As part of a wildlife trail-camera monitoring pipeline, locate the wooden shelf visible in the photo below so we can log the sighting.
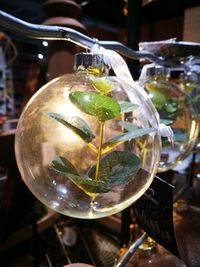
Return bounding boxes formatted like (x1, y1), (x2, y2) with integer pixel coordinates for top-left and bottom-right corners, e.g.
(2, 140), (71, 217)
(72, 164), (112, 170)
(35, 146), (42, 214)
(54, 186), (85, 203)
(0, 209), (61, 253)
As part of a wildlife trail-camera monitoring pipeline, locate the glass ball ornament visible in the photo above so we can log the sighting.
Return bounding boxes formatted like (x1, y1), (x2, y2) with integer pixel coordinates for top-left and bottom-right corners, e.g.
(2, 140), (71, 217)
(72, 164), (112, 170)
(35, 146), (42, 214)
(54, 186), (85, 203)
(15, 53), (161, 219)
(143, 65), (199, 172)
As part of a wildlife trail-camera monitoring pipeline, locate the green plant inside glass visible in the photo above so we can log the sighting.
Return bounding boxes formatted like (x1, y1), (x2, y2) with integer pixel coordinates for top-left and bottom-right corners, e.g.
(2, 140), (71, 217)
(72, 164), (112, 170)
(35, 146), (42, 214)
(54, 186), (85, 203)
(15, 53), (160, 219)
(48, 74), (155, 207)
(143, 66), (198, 172)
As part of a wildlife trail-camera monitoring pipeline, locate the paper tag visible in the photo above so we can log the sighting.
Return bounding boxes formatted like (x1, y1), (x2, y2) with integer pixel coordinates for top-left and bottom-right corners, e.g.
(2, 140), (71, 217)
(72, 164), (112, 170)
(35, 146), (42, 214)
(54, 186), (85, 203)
(133, 176), (180, 258)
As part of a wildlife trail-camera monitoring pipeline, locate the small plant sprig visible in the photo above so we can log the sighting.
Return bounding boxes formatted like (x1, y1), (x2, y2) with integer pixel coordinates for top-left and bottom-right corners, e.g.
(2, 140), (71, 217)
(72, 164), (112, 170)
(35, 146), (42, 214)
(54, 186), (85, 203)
(48, 77), (156, 199)
(146, 82), (187, 145)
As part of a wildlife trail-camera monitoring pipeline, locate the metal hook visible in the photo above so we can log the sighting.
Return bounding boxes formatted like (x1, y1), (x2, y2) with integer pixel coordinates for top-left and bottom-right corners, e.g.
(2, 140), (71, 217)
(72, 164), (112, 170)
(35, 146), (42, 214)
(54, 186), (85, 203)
(93, 37), (100, 48)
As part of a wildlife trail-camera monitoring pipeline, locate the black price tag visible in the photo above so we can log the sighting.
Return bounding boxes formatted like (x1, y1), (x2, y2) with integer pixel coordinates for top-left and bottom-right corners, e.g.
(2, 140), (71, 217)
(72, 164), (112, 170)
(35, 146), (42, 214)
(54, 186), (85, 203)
(133, 176), (180, 258)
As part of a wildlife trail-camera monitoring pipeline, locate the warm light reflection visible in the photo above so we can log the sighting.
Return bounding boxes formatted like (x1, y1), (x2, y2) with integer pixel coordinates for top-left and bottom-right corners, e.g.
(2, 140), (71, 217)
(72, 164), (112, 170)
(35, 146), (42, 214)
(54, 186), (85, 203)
(42, 88), (89, 151)
(189, 120), (199, 140)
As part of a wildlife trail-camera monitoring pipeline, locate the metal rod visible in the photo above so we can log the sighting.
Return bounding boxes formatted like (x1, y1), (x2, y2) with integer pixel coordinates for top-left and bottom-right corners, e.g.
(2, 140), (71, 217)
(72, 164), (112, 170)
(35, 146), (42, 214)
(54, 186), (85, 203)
(115, 232), (148, 267)
(0, 10), (164, 65)
(127, 0), (142, 80)
(54, 224), (72, 264)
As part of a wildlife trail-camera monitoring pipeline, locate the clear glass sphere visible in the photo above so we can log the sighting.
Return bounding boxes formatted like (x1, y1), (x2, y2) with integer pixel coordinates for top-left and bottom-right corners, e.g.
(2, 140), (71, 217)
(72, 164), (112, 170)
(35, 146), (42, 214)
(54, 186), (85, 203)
(144, 76), (199, 172)
(15, 71), (161, 219)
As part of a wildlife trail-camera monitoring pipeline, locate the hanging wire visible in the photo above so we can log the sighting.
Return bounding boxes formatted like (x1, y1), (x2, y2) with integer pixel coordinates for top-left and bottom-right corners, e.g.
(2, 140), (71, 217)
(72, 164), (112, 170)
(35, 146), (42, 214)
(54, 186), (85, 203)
(0, 10), (167, 66)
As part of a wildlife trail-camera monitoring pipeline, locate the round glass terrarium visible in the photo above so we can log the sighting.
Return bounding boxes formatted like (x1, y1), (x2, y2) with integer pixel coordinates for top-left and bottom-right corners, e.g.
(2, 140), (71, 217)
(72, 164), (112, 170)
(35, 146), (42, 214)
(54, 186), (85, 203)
(15, 53), (161, 219)
(142, 65), (199, 172)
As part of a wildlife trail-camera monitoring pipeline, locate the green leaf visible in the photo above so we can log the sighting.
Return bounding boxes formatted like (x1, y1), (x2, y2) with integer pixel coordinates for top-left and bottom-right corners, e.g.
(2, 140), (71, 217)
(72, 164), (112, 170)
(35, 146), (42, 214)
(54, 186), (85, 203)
(52, 156), (111, 195)
(103, 127), (156, 153)
(119, 101), (139, 114)
(52, 156), (79, 175)
(48, 112), (95, 142)
(88, 151), (141, 187)
(62, 173), (111, 194)
(181, 81), (196, 93)
(118, 121), (141, 132)
(192, 94), (200, 103)
(69, 91), (121, 122)
(159, 118), (174, 125)
(91, 77), (114, 95)
(173, 132), (187, 142)
(148, 91), (166, 109)
(165, 102), (178, 113)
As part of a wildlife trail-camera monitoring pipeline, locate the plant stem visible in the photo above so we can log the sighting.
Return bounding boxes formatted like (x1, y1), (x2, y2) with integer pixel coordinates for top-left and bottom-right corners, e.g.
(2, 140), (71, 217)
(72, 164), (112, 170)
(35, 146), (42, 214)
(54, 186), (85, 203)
(136, 139), (151, 167)
(95, 121), (104, 180)
(86, 142), (98, 153)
